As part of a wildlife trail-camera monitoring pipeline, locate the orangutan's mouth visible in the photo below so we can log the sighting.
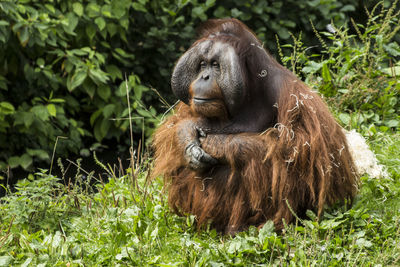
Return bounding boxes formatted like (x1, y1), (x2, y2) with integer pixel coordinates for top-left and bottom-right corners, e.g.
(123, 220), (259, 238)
(193, 97), (217, 104)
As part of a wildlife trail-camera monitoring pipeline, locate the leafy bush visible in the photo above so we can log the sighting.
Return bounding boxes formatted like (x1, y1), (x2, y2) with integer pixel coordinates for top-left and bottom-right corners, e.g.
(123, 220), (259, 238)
(278, 1), (400, 134)
(0, 0), (392, 171)
(0, 0), (161, 171)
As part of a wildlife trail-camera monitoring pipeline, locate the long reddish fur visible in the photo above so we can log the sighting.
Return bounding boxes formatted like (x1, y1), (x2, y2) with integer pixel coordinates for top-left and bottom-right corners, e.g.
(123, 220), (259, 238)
(153, 80), (358, 233)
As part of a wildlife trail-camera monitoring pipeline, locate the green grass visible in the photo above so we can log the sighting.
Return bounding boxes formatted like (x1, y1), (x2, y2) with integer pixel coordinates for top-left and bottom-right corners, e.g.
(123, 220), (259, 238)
(0, 133), (399, 266)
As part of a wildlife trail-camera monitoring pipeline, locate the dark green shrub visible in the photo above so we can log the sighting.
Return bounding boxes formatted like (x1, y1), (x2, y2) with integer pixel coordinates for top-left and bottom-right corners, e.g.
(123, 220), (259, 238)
(0, 0), (162, 170)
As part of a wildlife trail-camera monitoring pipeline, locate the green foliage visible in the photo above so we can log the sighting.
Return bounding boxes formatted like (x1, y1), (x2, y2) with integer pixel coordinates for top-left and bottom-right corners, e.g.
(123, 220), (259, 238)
(0, 0), (379, 170)
(0, 132), (399, 265)
(278, 1), (400, 134)
(0, 0), (162, 170)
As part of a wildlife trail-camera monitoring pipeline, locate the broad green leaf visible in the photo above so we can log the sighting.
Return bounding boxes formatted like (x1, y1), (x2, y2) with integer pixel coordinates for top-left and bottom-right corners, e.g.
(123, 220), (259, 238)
(383, 42), (400, 57)
(27, 149), (49, 160)
(20, 153), (32, 169)
(379, 125), (389, 132)
(134, 84), (148, 100)
(90, 109), (102, 126)
(100, 118), (111, 138)
(355, 238), (373, 248)
(0, 20), (10, 26)
(120, 18), (129, 30)
(321, 63), (332, 82)
(86, 24), (97, 41)
(114, 48), (134, 59)
(83, 80), (96, 98)
(68, 69), (87, 91)
(320, 219), (348, 229)
(105, 65), (122, 82)
(69, 48), (89, 56)
(340, 4), (355, 12)
(94, 52), (106, 64)
(0, 102), (15, 114)
(277, 28), (290, 39)
(102, 104), (115, 118)
(306, 210), (317, 220)
(205, 0), (216, 7)
(94, 120), (102, 141)
(111, 1), (127, 18)
(77, 127), (85, 136)
(106, 23), (118, 37)
(258, 221), (275, 244)
(97, 85), (111, 100)
(386, 120), (399, 128)
(19, 26), (29, 46)
(338, 113), (351, 125)
(192, 7), (206, 20)
(87, 3), (101, 17)
(132, 3), (147, 12)
(36, 58), (45, 67)
(8, 156), (20, 168)
(65, 13), (78, 35)
(101, 5), (112, 18)
(117, 81), (129, 97)
(47, 104), (57, 117)
(89, 69), (109, 84)
(95, 17), (106, 31)
(302, 61), (322, 74)
(231, 8), (243, 18)
(31, 105), (49, 121)
(80, 148), (90, 157)
(137, 108), (151, 118)
(45, 4), (55, 13)
(73, 2), (84, 16)
(22, 112), (35, 127)
(94, 119), (110, 141)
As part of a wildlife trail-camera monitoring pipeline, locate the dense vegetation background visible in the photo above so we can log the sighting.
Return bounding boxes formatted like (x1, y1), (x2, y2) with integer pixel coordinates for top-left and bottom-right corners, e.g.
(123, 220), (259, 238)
(0, 0), (400, 266)
(1, 0), (398, 176)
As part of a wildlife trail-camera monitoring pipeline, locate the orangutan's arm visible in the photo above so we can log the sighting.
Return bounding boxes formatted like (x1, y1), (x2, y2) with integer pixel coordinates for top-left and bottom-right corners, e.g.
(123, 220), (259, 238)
(199, 132), (267, 166)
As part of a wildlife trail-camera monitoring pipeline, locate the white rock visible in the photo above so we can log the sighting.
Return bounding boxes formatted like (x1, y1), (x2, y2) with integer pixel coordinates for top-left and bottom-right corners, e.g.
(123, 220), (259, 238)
(344, 129), (388, 178)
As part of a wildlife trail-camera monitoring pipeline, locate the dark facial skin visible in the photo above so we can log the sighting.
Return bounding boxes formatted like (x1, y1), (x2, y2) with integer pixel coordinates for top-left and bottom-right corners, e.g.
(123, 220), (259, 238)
(172, 40), (243, 121)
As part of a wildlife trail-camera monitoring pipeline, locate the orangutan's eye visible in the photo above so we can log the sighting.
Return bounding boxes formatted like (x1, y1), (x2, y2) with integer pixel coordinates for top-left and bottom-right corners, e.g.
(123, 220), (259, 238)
(212, 61), (219, 69)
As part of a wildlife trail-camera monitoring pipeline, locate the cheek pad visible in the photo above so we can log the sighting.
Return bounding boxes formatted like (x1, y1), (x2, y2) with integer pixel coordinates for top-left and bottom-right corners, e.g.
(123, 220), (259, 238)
(171, 47), (201, 103)
(218, 49), (244, 115)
